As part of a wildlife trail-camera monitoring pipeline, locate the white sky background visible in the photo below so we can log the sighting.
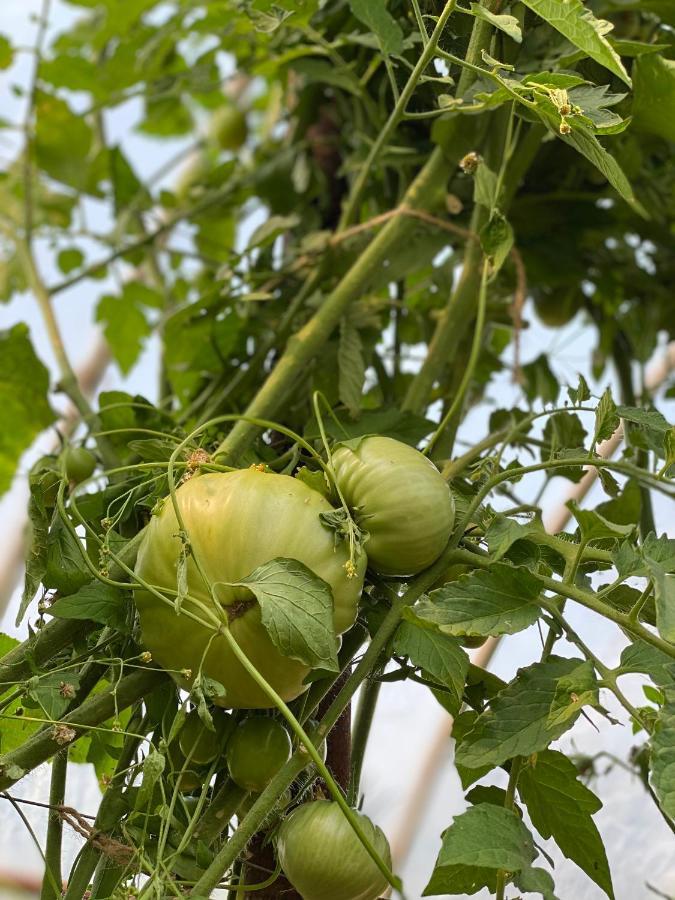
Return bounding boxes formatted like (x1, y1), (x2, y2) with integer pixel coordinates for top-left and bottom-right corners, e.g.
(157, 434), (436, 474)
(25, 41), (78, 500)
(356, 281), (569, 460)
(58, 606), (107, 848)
(0, 3), (674, 898)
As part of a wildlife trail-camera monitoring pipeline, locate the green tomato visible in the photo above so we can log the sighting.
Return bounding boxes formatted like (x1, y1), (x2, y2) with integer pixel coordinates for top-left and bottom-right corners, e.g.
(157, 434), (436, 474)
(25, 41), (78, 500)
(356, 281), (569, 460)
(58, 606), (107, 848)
(61, 446), (97, 483)
(226, 717), (292, 792)
(167, 743), (207, 793)
(211, 106), (248, 151)
(332, 436), (455, 576)
(134, 469), (365, 708)
(277, 800), (391, 900)
(178, 709), (232, 765)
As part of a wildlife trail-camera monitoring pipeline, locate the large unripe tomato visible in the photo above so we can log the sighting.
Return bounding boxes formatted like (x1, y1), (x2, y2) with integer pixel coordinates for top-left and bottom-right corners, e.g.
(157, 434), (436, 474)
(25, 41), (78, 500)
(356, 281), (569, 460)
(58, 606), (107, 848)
(332, 436), (455, 576)
(134, 470), (365, 708)
(226, 717), (292, 792)
(277, 800), (391, 900)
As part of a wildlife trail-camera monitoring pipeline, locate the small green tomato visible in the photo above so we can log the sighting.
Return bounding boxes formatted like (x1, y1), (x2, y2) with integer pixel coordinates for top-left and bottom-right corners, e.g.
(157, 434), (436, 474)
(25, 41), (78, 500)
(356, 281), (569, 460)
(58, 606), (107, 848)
(226, 717), (292, 792)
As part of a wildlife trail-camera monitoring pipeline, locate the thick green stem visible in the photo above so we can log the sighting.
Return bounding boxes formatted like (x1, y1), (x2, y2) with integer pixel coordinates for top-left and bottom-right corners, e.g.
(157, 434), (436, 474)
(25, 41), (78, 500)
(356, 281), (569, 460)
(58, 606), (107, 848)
(348, 677), (381, 806)
(403, 230), (484, 414)
(612, 332), (656, 538)
(0, 668), (165, 791)
(495, 756), (523, 900)
(214, 145), (464, 464)
(40, 750), (67, 900)
(63, 712), (145, 900)
(0, 618), (93, 687)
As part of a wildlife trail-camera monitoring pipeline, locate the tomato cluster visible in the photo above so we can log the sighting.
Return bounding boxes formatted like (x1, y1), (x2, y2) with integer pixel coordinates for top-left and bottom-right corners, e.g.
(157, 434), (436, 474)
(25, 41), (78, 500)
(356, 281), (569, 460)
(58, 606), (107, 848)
(134, 437), (454, 707)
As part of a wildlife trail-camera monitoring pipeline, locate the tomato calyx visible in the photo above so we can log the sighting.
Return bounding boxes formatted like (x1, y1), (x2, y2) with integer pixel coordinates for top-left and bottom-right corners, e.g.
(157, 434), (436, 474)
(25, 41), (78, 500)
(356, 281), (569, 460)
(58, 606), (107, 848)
(224, 598), (257, 623)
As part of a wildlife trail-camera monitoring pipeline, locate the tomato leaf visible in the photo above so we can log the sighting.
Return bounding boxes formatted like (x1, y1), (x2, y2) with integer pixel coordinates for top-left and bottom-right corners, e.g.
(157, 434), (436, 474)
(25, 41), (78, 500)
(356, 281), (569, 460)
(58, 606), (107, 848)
(0, 325), (55, 499)
(234, 558), (340, 671)
(423, 804), (536, 896)
(412, 563), (543, 638)
(618, 640), (675, 688)
(49, 582), (129, 631)
(469, 4), (522, 43)
(518, 749), (614, 899)
(455, 656), (599, 769)
(519, 0), (630, 86)
(43, 515), (92, 597)
(650, 687), (675, 822)
(348, 0), (403, 56)
(338, 319), (365, 417)
(566, 500), (635, 544)
(394, 618), (469, 716)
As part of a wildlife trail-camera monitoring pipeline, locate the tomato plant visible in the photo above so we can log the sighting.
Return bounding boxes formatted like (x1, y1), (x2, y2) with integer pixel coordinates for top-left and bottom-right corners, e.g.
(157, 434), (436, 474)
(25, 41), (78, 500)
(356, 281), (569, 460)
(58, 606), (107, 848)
(0, 1), (673, 899)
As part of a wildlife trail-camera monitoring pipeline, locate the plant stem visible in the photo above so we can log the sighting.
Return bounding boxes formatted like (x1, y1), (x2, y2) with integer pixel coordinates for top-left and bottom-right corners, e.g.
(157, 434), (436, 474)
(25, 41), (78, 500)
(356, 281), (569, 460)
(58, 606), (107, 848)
(0, 668), (165, 792)
(425, 258), (490, 454)
(348, 677), (381, 806)
(214, 141), (474, 464)
(0, 618), (94, 687)
(16, 240), (117, 469)
(338, 0), (459, 229)
(63, 711), (145, 900)
(40, 750), (67, 900)
(612, 332), (656, 538)
(495, 756), (523, 900)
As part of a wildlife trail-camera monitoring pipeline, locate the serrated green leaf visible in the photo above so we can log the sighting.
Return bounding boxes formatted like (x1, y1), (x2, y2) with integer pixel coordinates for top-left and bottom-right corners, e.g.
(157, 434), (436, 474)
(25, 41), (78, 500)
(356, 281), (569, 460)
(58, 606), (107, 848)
(338, 319), (365, 417)
(456, 656), (598, 769)
(28, 671), (81, 720)
(518, 749), (614, 898)
(348, 0), (403, 56)
(0, 325), (55, 499)
(515, 866), (560, 900)
(469, 4), (522, 42)
(43, 516), (92, 599)
(568, 373), (591, 405)
(593, 388), (619, 446)
(519, 0), (630, 86)
(618, 641), (675, 687)
(96, 289), (153, 375)
(566, 500), (634, 544)
(232, 558), (339, 671)
(395, 617), (469, 716)
(49, 582), (129, 631)
(413, 563), (543, 638)
(423, 804), (536, 896)
(650, 687), (675, 821)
